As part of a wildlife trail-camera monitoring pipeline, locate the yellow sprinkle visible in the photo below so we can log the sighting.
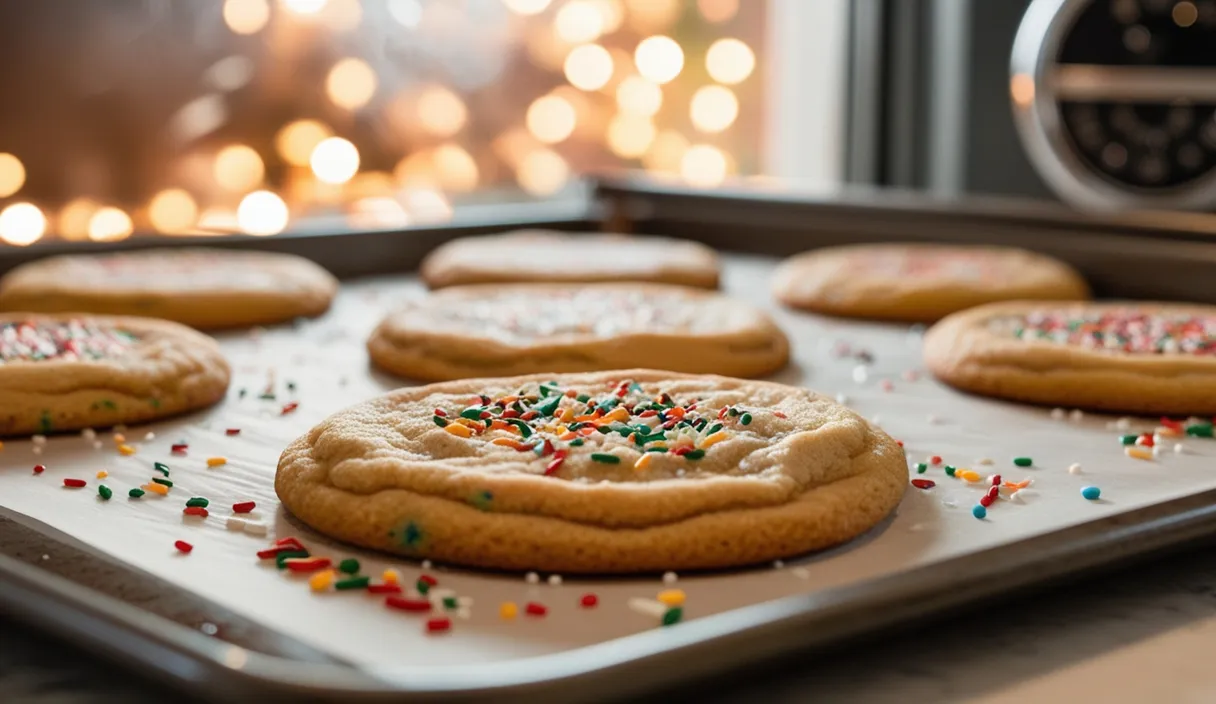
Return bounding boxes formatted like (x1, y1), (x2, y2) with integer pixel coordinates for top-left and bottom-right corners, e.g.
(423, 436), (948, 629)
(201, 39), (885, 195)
(444, 423), (473, 438)
(206, 457), (228, 467)
(117, 444), (137, 456)
(634, 454), (654, 472)
(1155, 426), (1181, 437)
(1125, 446), (1153, 461)
(499, 601), (518, 620)
(142, 482), (169, 496)
(454, 417), (480, 428)
(958, 470), (981, 482)
(309, 569), (336, 592)
(701, 431), (729, 449)
(554, 425), (569, 436)
(112, 433), (126, 443)
(602, 407), (630, 423)
(657, 589), (686, 606)
(382, 569), (400, 585)
(492, 437), (519, 447)
(96, 470), (108, 479)
(559, 407), (575, 423)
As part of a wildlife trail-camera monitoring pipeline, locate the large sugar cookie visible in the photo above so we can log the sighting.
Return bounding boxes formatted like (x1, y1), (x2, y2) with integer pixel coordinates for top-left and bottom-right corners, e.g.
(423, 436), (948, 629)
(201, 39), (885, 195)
(0, 248), (338, 329)
(925, 301), (1216, 414)
(367, 283), (789, 381)
(773, 244), (1089, 322)
(0, 314), (229, 435)
(420, 230), (720, 289)
(276, 370), (906, 573)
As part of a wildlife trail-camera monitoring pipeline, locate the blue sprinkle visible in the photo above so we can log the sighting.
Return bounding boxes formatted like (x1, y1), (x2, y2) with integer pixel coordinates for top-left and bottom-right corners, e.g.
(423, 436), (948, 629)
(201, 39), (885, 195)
(971, 504), (987, 520)
(1081, 486), (1101, 501)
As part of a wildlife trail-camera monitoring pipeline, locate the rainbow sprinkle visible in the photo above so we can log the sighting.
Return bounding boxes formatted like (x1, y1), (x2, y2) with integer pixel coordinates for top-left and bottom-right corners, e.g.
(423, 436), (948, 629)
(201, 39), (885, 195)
(0, 320), (137, 363)
(997, 309), (1216, 355)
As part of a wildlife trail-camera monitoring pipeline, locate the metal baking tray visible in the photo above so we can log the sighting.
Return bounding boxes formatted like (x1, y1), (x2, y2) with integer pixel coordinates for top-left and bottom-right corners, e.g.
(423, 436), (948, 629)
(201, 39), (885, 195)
(4, 176), (1216, 702)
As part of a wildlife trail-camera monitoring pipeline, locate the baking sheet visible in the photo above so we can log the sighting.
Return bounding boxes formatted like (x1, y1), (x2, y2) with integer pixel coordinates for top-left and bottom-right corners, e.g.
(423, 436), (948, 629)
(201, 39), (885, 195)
(2, 253), (1216, 673)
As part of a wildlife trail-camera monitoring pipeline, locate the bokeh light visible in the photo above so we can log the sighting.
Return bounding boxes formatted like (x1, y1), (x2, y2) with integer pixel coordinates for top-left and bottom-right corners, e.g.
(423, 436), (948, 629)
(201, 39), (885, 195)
(526, 94), (577, 144)
(0, 203), (46, 246)
(0, 153), (25, 198)
(58, 198), (98, 241)
(680, 143), (728, 187)
(706, 38), (755, 84)
(564, 44), (614, 91)
(223, 0), (271, 34)
(644, 129), (689, 174)
(402, 187), (454, 223)
(326, 58), (377, 110)
(148, 189), (198, 233)
(625, 0), (681, 32)
(607, 115), (656, 158)
(432, 144), (480, 193)
(501, 0), (551, 15)
(281, 0), (326, 15)
(214, 144), (265, 192)
(238, 190), (290, 235)
(696, 0), (738, 23)
(616, 76), (662, 116)
(690, 85), (738, 133)
(634, 36), (683, 84)
(275, 120), (333, 167)
(351, 197), (410, 229)
(517, 148), (570, 195)
(555, 1), (605, 43)
(416, 86), (468, 137)
(310, 137), (360, 184)
(387, 0), (423, 27)
(87, 207), (134, 242)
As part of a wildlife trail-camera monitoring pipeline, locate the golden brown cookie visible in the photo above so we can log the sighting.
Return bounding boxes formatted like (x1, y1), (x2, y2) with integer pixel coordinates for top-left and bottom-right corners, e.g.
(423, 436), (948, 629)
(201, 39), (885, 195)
(276, 370), (906, 573)
(925, 301), (1216, 414)
(0, 248), (338, 329)
(367, 283), (789, 381)
(0, 314), (230, 435)
(773, 244), (1090, 322)
(420, 230), (720, 289)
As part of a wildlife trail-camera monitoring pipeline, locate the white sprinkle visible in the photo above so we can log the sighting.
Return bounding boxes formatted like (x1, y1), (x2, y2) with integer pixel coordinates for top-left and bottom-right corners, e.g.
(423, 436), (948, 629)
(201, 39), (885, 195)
(792, 567), (810, 579)
(32, 446), (44, 455)
(662, 571), (678, 585)
(456, 607), (472, 620)
(525, 571), (540, 584)
(1010, 490), (1024, 503)
(942, 499), (958, 509)
(243, 521), (268, 537)
(457, 596), (474, 608)
(627, 597), (667, 619)
(548, 574), (563, 586)
(82, 428), (96, 440)
(421, 559), (432, 569)
(31, 434), (46, 446)
(226, 516), (248, 532)
(1115, 417), (1131, 430)
(852, 365), (868, 384)
(1175, 443), (1186, 454)
(41, 554), (49, 561)
(1152, 445), (1162, 458)
(870, 415), (882, 425)
(907, 523), (928, 533)
(1069, 409), (1084, 422)
(772, 560), (785, 569)
(977, 458), (994, 466)
(1050, 408), (1066, 420)
(144, 432), (155, 441)
(200, 622), (219, 636)
(92, 440), (103, 450)
(1068, 463), (1082, 475)
(835, 393), (849, 404)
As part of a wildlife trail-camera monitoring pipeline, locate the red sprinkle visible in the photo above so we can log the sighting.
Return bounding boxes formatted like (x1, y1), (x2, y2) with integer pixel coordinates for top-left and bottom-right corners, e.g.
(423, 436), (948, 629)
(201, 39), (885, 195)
(281, 402), (299, 415)
(232, 501), (256, 514)
(418, 574), (438, 587)
(283, 557), (331, 573)
(63, 478), (86, 488)
(426, 617), (452, 633)
(930, 456), (943, 465)
(1161, 417), (1182, 430)
(183, 506), (209, 518)
(174, 540), (194, 554)
(986, 486), (1000, 499)
(1139, 433), (1155, 447)
(544, 450), (567, 476)
(718, 407), (728, 420)
(671, 446), (691, 456)
(991, 475), (1002, 486)
(773, 411), (787, 419)
(33, 464), (45, 475)
(525, 602), (547, 616)
(979, 495), (994, 507)
(520, 411), (538, 421)
(501, 409), (520, 419)
(896, 440), (904, 447)
(910, 479), (935, 490)
(225, 428), (241, 436)
(580, 593), (599, 608)
(274, 536), (306, 549)
(386, 596), (433, 612)
(367, 583), (403, 594)
(433, 408), (447, 417)
(171, 443), (188, 454)
(638, 410), (658, 418)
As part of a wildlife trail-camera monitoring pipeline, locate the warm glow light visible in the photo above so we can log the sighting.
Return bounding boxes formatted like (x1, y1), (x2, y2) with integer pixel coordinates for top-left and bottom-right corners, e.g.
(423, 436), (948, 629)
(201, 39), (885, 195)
(0, 203), (46, 246)
(516, 148), (569, 196)
(706, 38), (755, 85)
(327, 58), (377, 110)
(393, 152), (438, 188)
(696, 0), (738, 23)
(493, 127), (539, 168)
(644, 129), (689, 174)
(197, 208), (239, 233)
(310, 137), (360, 184)
(590, 0), (624, 33)
(1174, 1), (1198, 26)
(607, 115), (656, 158)
(616, 76), (662, 116)
(433, 144), (480, 192)
(223, 0), (270, 34)
(1010, 73), (1035, 107)
(555, 1), (605, 43)
(238, 190), (289, 235)
(680, 144), (728, 187)
(59, 198), (98, 241)
(0, 153), (25, 198)
(625, 0), (681, 31)
(526, 94), (577, 143)
(634, 36), (683, 85)
(148, 189), (198, 233)
(281, 0), (326, 15)
(417, 86), (468, 137)
(402, 187), (453, 223)
(276, 120), (332, 167)
(351, 197), (410, 229)
(214, 144), (264, 191)
(690, 85), (739, 133)
(322, 0), (362, 31)
(88, 207), (134, 243)
(564, 43), (614, 91)
(387, 0), (422, 27)
(501, 0), (551, 15)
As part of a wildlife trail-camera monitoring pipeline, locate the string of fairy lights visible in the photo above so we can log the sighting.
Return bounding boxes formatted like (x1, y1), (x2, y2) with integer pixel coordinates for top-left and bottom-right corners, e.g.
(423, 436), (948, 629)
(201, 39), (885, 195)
(0, 0), (758, 246)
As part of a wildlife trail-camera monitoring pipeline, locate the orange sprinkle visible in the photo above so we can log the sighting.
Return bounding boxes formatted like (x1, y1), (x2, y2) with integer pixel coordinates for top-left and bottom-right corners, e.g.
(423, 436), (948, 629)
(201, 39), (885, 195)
(96, 470), (108, 479)
(574, 413), (599, 423)
(579, 426), (597, 436)
(382, 569), (400, 585)
(657, 589), (686, 606)
(634, 454), (654, 472)
(559, 407), (575, 423)
(957, 470), (982, 482)
(444, 424), (473, 439)
(112, 433), (126, 443)
(492, 437), (531, 451)
(668, 407), (686, 419)
(601, 407), (630, 423)
(1125, 446), (1153, 461)
(501, 395), (520, 404)
(142, 482), (169, 496)
(1003, 479), (1032, 490)
(206, 457), (227, 467)
(559, 431), (577, 441)
(117, 444), (137, 456)
(489, 419), (509, 432)
(309, 569), (336, 592)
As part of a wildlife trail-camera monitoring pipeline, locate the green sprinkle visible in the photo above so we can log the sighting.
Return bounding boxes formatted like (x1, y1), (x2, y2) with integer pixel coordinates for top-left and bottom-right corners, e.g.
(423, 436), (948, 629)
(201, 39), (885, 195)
(334, 576), (370, 591)
(259, 392), (276, 401)
(1120, 434), (1138, 445)
(275, 550), (310, 568)
(662, 607), (683, 626)
(148, 398), (161, 409)
(460, 407), (485, 421)
(598, 397), (620, 411)
(1013, 457), (1033, 467)
(505, 418), (533, 437)
(238, 388), (247, 399)
(597, 425), (613, 434)
(287, 381), (297, 391)
(98, 485), (113, 501)
(569, 438), (585, 447)
(443, 596), (458, 610)
(152, 477), (173, 487)
(915, 463), (928, 474)
(740, 413), (752, 426)
(416, 580), (430, 595)
(576, 393), (590, 403)
(538, 383), (558, 397)
(185, 497), (209, 508)
(944, 465), (956, 477)
(153, 462), (170, 476)
(683, 449), (706, 460)
(338, 558), (360, 575)
(646, 447), (668, 453)
(617, 426), (633, 437)
(728, 407), (739, 417)
(1186, 423), (1214, 438)
(128, 488), (145, 498)
(433, 416), (448, 427)
(706, 423), (723, 435)
(39, 411), (53, 433)
(590, 453), (621, 464)
(534, 395), (562, 417)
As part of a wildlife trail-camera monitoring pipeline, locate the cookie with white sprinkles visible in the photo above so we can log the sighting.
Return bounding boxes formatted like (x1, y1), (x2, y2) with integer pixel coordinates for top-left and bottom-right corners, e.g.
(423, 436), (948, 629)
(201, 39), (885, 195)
(275, 370), (906, 573)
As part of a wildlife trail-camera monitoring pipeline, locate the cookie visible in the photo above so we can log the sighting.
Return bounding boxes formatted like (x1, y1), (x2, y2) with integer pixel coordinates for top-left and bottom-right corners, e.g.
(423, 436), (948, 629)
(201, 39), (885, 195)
(368, 283), (789, 381)
(276, 370), (906, 573)
(773, 244), (1090, 322)
(0, 248), (338, 329)
(925, 301), (1216, 414)
(0, 314), (230, 435)
(420, 230), (720, 289)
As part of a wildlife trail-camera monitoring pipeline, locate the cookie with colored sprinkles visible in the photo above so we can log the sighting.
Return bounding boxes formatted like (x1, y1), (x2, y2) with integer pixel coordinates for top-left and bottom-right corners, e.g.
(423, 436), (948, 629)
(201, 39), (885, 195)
(367, 283), (789, 381)
(420, 230), (720, 290)
(772, 244), (1089, 322)
(0, 248), (338, 329)
(275, 370), (906, 573)
(925, 301), (1216, 414)
(0, 314), (229, 435)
